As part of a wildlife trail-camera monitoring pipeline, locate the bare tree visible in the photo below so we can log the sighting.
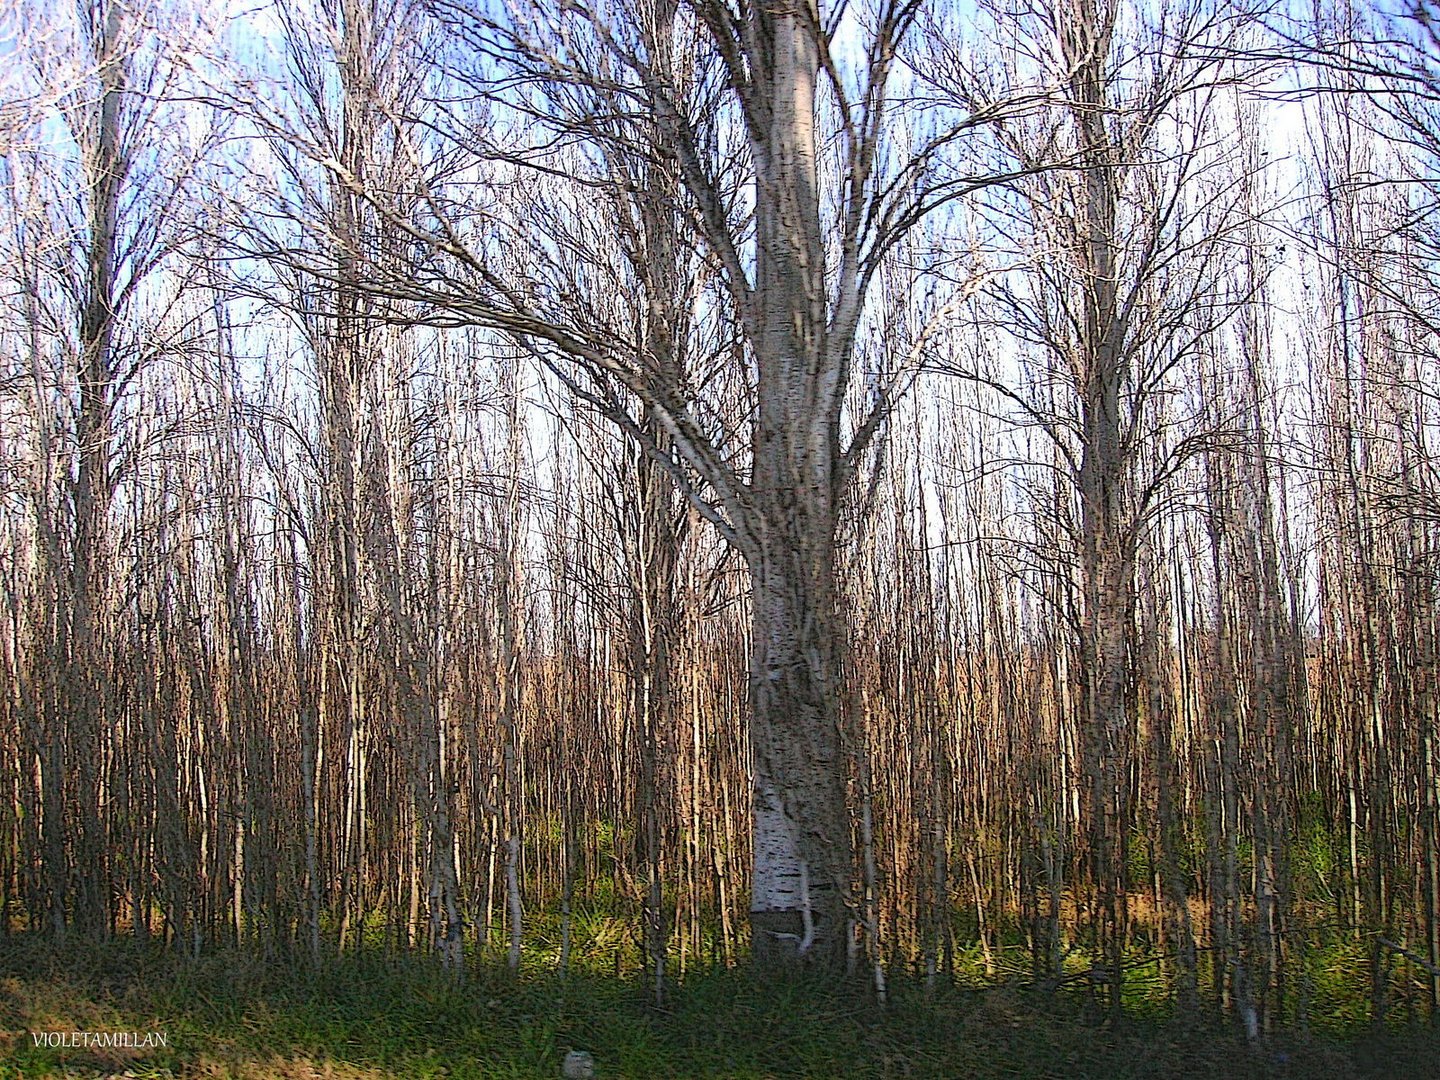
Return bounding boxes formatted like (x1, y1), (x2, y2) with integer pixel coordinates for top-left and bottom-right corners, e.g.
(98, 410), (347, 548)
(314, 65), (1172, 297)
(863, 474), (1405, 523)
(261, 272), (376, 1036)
(0, 0), (222, 941)
(923, 0), (1270, 1012)
(235, 0), (1016, 969)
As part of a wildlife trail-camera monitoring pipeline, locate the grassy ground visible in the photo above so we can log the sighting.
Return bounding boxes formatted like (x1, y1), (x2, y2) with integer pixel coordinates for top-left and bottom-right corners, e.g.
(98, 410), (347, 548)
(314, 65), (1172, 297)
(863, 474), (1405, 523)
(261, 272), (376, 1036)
(1, 937), (1437, 1079)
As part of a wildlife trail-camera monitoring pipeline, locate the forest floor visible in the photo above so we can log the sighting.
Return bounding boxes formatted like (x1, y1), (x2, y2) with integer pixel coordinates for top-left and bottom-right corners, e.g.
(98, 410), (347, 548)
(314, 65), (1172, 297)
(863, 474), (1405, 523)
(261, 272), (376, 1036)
(1, 937), (1438, 1079)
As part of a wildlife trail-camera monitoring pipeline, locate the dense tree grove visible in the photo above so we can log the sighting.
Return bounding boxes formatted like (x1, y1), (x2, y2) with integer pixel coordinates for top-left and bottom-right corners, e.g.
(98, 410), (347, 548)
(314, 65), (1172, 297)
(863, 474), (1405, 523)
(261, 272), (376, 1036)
(3, 0), (1440, 1032)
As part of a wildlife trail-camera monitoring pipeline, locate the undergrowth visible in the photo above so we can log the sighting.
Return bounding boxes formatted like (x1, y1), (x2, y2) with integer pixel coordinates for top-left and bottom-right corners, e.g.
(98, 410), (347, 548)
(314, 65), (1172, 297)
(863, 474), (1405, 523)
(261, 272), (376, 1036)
(0, 934), (1436, 1078)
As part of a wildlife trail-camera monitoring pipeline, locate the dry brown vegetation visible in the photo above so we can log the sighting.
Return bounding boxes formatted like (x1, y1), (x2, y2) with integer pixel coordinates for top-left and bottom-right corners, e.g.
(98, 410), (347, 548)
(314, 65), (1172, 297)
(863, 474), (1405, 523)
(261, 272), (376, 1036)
(1, 0), (1439, 1049)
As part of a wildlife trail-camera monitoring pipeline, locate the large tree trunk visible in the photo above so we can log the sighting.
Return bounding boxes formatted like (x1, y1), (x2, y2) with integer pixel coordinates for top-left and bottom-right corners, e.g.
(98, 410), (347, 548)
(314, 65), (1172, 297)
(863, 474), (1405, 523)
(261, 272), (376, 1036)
(747, 513), (849, 968)
(741, 5), (854, 970)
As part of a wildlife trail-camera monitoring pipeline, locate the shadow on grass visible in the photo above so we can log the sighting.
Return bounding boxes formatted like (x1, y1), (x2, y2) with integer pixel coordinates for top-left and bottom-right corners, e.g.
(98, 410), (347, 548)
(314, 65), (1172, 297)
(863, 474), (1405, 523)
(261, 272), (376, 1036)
(0, 936), (1436, 1078)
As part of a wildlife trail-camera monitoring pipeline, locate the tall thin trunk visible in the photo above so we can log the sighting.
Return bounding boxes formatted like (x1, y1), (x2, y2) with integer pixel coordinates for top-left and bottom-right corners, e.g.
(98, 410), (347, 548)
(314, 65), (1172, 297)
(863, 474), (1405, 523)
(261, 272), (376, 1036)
(68, 0), (129, 941)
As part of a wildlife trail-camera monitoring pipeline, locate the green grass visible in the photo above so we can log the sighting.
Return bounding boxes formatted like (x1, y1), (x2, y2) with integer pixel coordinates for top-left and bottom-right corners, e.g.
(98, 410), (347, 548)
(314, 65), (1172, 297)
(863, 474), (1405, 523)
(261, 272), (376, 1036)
(0, 936), (1437, 1079)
